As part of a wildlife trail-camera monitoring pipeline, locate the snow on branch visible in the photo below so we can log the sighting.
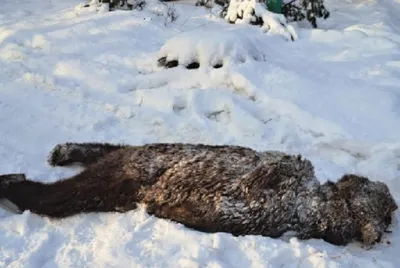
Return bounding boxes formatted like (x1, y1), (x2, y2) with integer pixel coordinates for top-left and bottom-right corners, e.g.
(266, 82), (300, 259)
(222, 0), (298, 41)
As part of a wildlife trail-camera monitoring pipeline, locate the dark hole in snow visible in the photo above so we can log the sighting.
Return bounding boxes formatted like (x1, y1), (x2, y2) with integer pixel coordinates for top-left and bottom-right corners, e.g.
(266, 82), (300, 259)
(186, 62), (200, 69)
(165, 60), (179, 69)
(213, 63), (223, 69)
(158, 57), (167, 67)
(158, 57), (179, 69)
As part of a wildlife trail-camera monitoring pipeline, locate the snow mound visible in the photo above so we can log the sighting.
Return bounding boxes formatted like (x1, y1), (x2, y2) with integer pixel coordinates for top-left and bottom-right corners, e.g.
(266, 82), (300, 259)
(157, 28), (265, 69)
(223, 0), (298, 41)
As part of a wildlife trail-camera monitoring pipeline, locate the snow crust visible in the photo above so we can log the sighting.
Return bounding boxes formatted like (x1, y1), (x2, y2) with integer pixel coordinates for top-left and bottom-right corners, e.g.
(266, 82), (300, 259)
(1, 0), (400, 267)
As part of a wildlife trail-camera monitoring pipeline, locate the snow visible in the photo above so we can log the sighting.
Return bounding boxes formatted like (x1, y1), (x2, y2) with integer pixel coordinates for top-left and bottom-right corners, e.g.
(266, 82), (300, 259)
(0, 0), (400, 267)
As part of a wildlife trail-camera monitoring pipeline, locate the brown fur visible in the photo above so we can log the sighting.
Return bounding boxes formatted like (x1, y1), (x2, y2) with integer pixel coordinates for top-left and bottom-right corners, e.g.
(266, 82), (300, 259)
(0, 142), (397, 246)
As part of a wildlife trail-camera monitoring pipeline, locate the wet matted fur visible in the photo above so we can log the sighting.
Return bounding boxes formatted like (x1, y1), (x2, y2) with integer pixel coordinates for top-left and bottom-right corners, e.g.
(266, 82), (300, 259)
(0, 142), (397, 246)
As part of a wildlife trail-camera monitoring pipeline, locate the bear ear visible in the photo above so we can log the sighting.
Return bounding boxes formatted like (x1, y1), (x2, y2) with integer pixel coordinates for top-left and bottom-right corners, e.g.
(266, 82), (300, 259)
(361, 223), (382, 246)
(336, 174), (370, 199)
(338, 174), (353, 183)
(338, 174), (369, 184)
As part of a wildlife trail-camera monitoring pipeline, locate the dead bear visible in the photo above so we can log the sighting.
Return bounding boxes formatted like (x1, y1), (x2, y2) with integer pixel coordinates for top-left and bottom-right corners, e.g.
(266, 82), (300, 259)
(0, 142), (397, 246)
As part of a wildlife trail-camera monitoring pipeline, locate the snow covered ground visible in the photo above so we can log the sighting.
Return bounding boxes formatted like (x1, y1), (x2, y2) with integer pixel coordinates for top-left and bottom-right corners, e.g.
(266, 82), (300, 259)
(1, 0), (400, 267)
